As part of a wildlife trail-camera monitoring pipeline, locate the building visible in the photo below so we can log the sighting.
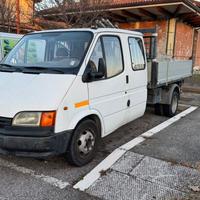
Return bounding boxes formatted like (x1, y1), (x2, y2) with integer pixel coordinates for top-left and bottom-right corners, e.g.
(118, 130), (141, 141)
(15, 0), (42, 33)
(39, 0), (200, 69)
(0, 0), (42, 33)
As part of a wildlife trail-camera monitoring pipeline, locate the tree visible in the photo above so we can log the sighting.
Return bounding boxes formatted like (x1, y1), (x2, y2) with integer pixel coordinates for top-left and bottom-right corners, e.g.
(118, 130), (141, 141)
(37, 0), (109, 28)
(0, 0), (15, 32)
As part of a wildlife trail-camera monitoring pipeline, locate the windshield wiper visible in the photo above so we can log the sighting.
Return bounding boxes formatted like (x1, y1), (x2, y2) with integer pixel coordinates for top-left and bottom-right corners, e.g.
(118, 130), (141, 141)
(0, 63), (14, 68)
(22, 66), (65, 74)
(0, 63), (22, 72)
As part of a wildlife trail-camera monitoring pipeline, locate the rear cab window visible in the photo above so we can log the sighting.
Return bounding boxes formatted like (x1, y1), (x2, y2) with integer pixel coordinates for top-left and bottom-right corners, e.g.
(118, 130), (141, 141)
(128, 37), (146, 71)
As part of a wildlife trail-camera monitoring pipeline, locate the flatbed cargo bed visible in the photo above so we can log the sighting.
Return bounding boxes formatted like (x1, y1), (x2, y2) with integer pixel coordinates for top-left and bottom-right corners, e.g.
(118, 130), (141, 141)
(148, 60), (193, 88)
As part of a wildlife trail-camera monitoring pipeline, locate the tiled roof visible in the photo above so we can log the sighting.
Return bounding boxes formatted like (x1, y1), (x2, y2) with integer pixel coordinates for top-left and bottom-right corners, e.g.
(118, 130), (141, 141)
(102, 0), (200, 10)
(34, 0), (42, 3)
(38, 0), (200, 27)
(107, 0), (199, 6)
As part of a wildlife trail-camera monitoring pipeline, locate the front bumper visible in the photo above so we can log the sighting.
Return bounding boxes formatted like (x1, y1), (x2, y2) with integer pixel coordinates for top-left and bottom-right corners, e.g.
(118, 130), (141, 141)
(0, 127), (73, 158)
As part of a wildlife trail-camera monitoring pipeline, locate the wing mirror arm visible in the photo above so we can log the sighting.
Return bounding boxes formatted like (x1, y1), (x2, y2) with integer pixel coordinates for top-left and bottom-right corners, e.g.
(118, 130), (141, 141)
(95, 58), (106, 78)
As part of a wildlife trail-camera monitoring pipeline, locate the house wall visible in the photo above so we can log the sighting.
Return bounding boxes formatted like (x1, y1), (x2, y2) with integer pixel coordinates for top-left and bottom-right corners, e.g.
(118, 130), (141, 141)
(174, 21), (194, 60)
(119, 20), (168, 59)
(20, 0), (34, 23)
(119, 20), (197, 66)
(9, 0), (34, 23)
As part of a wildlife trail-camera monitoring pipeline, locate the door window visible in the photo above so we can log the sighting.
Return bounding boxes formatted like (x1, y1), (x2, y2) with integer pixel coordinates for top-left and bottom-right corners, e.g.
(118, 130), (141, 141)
(89, 39), (104, 73)
(129, 37), (145, 70)
(102, 36), (123, 78)
(88, 36), (124, 79)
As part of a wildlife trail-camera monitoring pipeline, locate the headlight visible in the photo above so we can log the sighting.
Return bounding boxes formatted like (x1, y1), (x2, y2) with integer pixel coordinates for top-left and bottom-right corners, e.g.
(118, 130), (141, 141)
(12, 111), (56, 127)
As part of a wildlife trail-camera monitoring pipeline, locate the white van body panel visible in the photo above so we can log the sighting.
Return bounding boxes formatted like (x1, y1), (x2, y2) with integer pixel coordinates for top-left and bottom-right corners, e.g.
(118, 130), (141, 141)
(56, 75), (89, 133)
(0, 72), (75, 118)
(122, 35), (147, 123)
(88, 73), (127, 136)
(56, 75), (105, 135)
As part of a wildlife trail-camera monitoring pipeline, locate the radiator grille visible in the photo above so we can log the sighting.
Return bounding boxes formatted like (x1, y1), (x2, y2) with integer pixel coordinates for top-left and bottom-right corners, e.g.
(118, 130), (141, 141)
(0, 117), (12, 128)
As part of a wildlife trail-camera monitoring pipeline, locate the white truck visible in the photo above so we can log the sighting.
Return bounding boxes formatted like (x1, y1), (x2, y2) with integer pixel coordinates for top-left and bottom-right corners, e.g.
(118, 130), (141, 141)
(0, 29), (192, 166)
(0, 32), (23, 61)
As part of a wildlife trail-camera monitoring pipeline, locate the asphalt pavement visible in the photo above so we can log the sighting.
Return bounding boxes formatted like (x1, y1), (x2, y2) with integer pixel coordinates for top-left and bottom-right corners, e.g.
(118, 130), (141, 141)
(0, 166), (100, 200)
(85, 108), (200, 200)
(132, 108), (200, 169)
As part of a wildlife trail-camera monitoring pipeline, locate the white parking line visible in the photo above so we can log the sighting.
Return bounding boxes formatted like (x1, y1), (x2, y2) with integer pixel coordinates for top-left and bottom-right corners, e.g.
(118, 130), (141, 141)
(74, 106), (198, 191)
(0, 158), (70, 189)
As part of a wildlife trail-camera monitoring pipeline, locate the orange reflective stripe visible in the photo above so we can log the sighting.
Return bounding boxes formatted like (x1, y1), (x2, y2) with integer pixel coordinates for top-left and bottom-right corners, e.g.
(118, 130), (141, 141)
(75, 100), (89, 108)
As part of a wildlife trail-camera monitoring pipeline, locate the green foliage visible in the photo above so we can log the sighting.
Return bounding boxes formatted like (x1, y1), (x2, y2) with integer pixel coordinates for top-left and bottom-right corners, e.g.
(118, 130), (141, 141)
(3, 38), (18, 57)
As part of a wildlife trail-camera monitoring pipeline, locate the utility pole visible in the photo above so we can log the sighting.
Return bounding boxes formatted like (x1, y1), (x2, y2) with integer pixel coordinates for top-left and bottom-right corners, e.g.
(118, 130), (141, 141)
(16, 0), (20, 34)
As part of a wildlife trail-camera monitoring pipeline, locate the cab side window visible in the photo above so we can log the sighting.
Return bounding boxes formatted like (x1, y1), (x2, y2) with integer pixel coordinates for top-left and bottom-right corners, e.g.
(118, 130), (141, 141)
(102, 36), (123, 78)
(88, 36), (123, 79)
(89, 39), (104, 73)
(129, 37), (145, 70)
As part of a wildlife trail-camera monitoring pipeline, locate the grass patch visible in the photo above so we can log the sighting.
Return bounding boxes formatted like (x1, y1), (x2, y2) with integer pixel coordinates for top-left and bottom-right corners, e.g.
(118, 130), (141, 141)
(192, 74), (200, 83)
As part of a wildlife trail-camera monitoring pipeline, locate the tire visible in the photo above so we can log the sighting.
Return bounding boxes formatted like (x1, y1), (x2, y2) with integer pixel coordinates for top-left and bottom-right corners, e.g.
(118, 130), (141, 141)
(154, 104), (163, 116)
(67, 119), (100, 166)
(163, 91), (179, 117)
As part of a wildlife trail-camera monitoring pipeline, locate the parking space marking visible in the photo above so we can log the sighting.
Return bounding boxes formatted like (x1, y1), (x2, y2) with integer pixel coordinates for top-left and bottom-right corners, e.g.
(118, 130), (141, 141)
(74, 106), (198, 191)
(0, 158), (70, 189)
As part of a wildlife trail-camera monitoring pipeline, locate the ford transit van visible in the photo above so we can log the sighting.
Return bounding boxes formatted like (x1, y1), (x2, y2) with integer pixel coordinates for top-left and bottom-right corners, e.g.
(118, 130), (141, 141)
(0, 29), (191, 166)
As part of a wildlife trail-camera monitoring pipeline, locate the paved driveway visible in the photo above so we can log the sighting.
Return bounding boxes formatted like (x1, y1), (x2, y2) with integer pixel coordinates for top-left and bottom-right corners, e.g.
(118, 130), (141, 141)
(85, 108), (200, 200)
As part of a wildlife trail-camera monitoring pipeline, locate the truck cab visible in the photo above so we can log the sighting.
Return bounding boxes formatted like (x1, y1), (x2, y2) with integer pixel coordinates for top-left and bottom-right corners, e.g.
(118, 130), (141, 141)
(0, 29), (148, 166)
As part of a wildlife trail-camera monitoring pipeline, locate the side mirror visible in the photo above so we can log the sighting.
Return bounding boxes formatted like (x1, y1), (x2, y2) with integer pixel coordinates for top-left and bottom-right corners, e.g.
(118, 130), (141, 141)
(83, 58), (106, 82)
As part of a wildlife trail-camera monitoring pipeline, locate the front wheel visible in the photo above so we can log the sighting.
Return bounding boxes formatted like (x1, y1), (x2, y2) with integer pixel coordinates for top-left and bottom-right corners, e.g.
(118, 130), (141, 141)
(67, 119), (100, 166)
(163, 91), (179, 117)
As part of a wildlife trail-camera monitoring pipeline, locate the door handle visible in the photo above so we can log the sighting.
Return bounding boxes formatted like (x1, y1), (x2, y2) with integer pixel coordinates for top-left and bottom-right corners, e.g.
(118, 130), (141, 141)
(126, 75), (129, 84)
(127, 100), (131, 107)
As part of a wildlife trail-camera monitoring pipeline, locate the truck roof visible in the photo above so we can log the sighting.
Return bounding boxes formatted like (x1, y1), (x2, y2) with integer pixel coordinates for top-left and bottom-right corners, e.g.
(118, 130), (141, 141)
(31, 28), (143, 36)
(0, 32), (23, 39)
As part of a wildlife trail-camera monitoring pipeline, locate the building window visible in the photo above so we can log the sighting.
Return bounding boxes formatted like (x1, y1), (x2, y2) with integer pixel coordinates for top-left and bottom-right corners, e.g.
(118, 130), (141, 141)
(166, 18), (176, 56)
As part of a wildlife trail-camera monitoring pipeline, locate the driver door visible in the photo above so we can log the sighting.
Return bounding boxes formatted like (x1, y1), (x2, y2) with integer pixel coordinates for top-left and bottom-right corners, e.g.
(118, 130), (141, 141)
(87, 35), (127, 137)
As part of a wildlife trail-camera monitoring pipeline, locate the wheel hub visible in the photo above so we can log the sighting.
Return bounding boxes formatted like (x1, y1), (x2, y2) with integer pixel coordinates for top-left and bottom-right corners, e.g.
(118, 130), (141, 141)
(78, 130), (95, 155)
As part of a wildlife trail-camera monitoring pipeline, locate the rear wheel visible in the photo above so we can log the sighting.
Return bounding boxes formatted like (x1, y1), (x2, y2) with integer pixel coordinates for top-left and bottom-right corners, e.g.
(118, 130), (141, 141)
(67, 119), (100, 166)
(163, 91), (179, 117)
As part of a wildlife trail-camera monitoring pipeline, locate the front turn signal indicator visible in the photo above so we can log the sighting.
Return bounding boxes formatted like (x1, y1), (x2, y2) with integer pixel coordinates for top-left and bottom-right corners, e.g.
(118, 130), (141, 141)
(40, 111), (56, 127)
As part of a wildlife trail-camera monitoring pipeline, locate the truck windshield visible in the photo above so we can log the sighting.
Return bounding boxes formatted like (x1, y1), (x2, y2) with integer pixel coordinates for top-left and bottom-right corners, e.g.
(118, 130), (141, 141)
(1, 31), (93, 74)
